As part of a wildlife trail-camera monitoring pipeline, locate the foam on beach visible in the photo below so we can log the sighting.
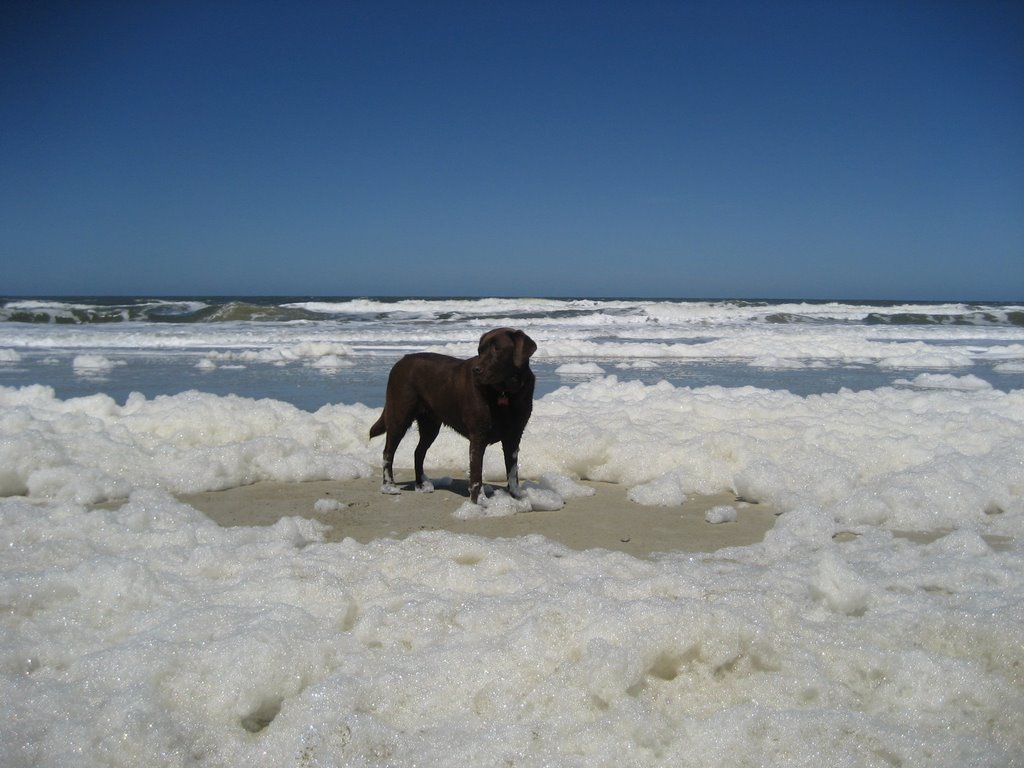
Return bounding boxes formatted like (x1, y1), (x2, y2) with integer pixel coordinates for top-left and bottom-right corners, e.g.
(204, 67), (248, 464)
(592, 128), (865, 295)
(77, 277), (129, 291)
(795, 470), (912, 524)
(2, 376), (1023, 766)
(3, 377), (1020, 533)
(2, 297), (1024, 766)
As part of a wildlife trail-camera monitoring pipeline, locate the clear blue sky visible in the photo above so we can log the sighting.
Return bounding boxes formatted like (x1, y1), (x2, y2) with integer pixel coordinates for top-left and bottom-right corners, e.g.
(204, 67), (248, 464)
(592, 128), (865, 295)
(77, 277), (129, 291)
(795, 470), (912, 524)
(2, 1), (1022, 300)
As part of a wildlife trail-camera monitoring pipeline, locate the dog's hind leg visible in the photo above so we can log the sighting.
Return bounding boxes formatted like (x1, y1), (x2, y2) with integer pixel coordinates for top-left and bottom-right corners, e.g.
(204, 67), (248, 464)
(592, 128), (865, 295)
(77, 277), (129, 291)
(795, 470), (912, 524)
(413, 414), (441, 492)
(381, 416), (413, 495)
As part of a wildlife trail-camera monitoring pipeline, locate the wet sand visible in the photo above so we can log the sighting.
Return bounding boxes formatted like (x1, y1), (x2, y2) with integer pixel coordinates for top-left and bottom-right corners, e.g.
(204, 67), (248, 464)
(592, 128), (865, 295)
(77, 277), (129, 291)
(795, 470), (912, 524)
(178, 471), (778, 558)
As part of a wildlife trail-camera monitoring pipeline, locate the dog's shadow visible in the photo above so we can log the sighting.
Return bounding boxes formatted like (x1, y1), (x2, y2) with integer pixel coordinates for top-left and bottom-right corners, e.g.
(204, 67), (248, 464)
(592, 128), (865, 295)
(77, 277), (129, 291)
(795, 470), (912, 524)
(399, 477), (472, 498)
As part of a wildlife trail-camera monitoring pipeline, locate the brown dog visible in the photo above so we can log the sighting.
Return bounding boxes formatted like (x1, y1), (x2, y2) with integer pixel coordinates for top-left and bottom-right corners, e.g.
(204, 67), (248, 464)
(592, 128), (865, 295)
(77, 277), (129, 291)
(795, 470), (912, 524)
(368, 328), (537, 503)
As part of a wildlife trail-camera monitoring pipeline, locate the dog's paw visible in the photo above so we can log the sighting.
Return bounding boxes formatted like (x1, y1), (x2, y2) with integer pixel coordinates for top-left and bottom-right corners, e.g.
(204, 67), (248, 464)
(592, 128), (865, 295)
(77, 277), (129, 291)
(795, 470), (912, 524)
(381, 482), (402, 495)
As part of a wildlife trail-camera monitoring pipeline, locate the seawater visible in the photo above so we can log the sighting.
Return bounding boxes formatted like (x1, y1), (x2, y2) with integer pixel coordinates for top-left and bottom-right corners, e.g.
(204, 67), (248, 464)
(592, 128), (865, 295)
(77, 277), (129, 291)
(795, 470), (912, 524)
(1, 296), (1023, 408)
(2, 296), (1023, 767)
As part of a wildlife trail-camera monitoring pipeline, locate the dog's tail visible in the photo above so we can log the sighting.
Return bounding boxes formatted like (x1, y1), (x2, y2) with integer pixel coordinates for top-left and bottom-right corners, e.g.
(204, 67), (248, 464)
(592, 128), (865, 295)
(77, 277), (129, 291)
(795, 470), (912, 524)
(368, 411), (386, 439)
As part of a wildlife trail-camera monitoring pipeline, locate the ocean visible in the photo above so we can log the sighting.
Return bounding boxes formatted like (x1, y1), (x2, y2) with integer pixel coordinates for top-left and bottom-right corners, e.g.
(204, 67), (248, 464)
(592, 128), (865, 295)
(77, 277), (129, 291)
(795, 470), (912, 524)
(2, 296), (1023, 408)
(2, 296), (1023, 766)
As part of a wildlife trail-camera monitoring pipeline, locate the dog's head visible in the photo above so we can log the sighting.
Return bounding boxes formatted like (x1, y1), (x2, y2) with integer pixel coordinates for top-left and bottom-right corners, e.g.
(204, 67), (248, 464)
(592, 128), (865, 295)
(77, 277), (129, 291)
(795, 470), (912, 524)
(472, 328), (537, 392)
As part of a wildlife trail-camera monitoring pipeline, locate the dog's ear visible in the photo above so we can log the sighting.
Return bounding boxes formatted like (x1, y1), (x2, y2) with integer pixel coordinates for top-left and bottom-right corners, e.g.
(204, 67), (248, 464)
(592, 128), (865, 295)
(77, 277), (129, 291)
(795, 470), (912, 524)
(478, 328), (536, 366)
(512, 330), (537, 368)
(477, 329), (503, 355)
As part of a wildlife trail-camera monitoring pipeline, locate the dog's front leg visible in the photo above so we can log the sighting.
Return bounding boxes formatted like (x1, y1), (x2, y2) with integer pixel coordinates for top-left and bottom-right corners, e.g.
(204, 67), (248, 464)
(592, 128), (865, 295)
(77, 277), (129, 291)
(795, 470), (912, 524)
(468, 436), (487, 503)
(502, 437), (522, 498)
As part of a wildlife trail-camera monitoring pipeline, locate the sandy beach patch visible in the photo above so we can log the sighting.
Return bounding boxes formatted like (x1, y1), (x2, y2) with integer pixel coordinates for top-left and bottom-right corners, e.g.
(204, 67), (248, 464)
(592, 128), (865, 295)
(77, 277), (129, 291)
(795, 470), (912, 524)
(178, 471), (778, 558)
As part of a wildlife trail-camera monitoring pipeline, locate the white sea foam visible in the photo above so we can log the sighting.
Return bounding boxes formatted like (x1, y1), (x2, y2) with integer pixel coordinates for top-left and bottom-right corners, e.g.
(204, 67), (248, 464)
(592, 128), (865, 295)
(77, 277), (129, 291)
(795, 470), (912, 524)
(448, 475), (580, 519)
(71, 354), (125, 375)
(535, 472), (595, 500)
(995, 360), (1024, 373)
(309, 354), (353, 370)
(615, 359), (660, 369)
(205, 341), (354, 365)
(313, 497), (345, 513)
(627, 470), (689, 506)
(4, 300), (1023, 382)
(2, 378), (1021, 534)
(0, 385), (376, 502)
(2, 299), (1024, 766)
(705, 504), (738, 524)
(554, 361), (607, 375)
(895, 373), (994, 391)
(454, 488), (533, 519)
(2, 482), (1022, 766)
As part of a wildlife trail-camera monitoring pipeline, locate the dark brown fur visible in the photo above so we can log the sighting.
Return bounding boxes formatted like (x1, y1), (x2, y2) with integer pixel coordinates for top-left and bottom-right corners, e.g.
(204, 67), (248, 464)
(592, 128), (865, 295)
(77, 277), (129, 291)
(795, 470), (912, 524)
(369, 328), (536, 503)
